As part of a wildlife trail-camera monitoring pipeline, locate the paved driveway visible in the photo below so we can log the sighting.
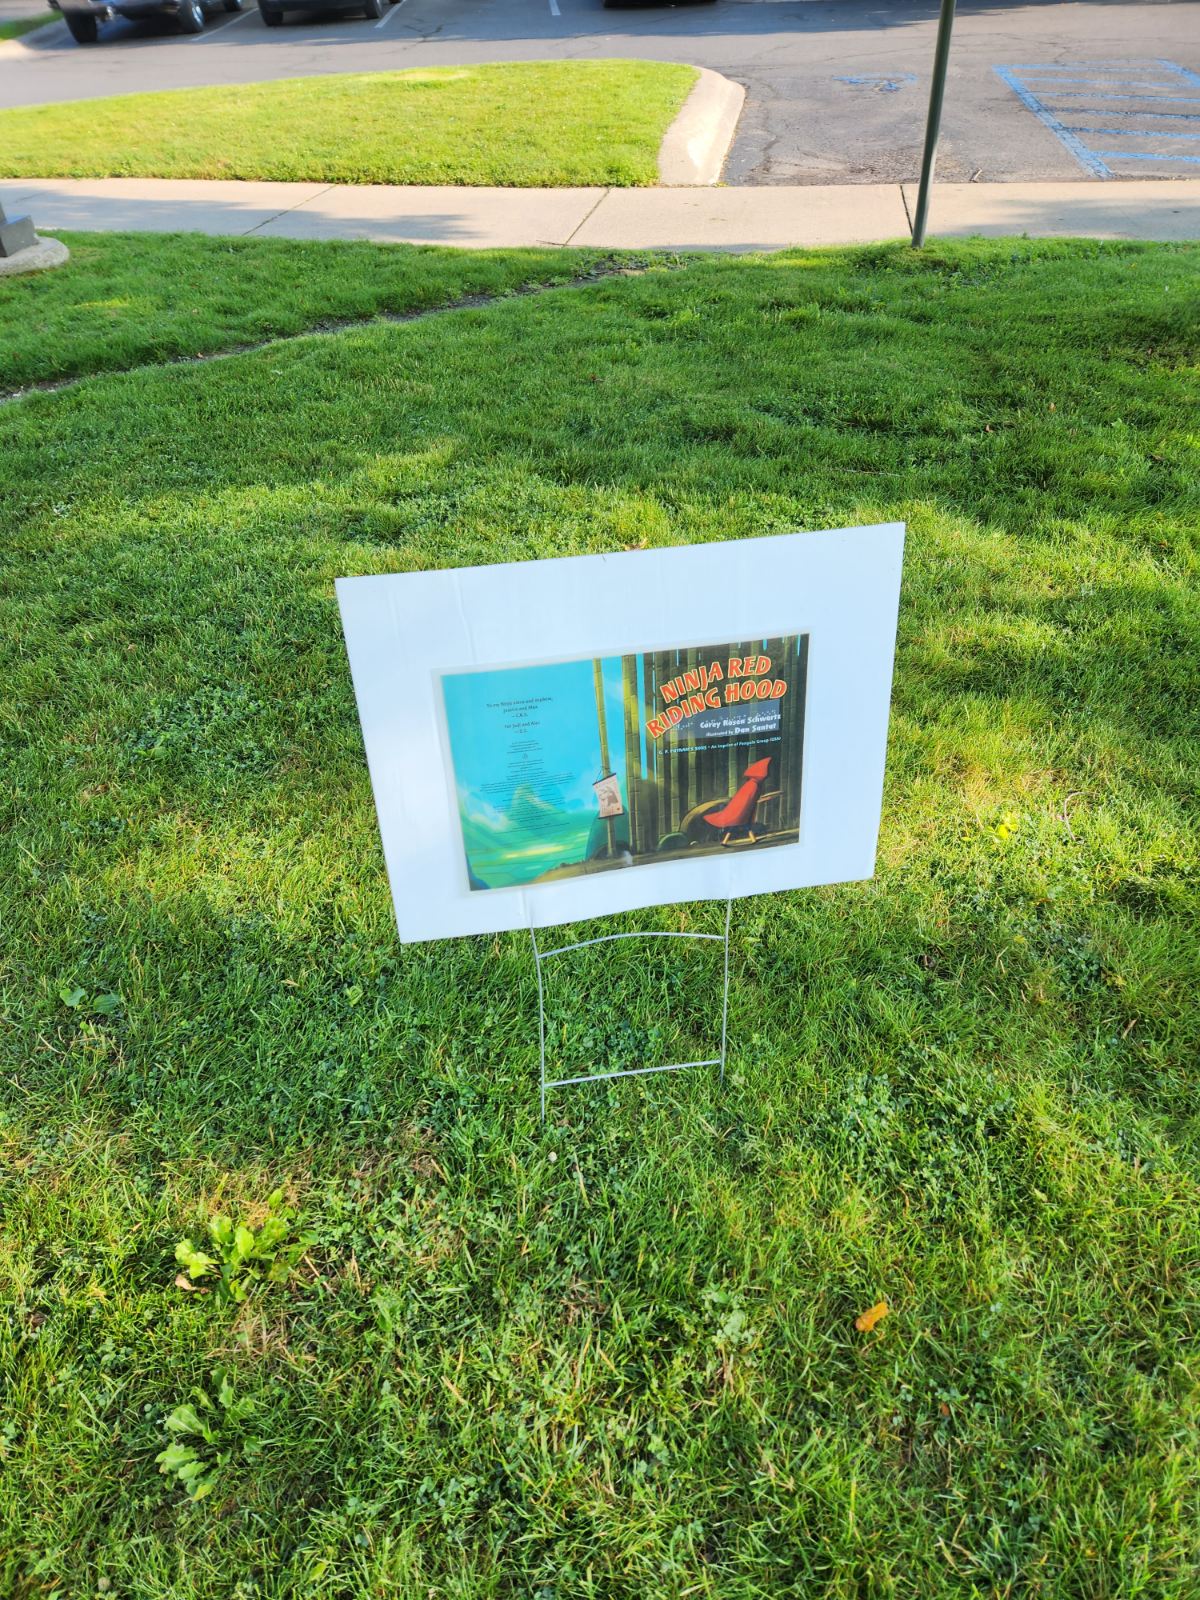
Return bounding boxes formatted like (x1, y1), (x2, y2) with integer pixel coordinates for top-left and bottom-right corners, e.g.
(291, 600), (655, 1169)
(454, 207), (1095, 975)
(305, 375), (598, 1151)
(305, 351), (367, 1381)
(2, 0), (1197, 183)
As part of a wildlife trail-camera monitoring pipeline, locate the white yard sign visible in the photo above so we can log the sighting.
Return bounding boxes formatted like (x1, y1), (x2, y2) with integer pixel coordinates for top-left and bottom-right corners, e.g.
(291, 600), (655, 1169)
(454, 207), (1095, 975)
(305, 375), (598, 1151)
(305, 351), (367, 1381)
(337, 525), (904, 943)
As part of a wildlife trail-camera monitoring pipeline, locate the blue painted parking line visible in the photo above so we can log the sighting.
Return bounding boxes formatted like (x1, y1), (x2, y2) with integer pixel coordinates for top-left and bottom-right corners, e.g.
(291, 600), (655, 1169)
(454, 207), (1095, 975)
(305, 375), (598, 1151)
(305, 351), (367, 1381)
(1005, 62), (1200, 82)
(1066, 109), (1200, 120)
(1072, 129), (1200, 140)
(1015, 78), (1197, 89)
(1092, 151), (1200, 162)
(1037, 93), (1200, 102)
(994, 60), (1200, 177)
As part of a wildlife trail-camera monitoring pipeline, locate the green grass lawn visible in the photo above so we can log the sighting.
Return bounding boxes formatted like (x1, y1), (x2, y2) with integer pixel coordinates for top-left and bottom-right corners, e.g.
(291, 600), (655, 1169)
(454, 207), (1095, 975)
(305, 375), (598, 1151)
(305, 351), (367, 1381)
(0, 231), (648, 392)
(0, 13), (54, 39)
(1, 231), (1198, 1598)
(0, 61), (697, 187)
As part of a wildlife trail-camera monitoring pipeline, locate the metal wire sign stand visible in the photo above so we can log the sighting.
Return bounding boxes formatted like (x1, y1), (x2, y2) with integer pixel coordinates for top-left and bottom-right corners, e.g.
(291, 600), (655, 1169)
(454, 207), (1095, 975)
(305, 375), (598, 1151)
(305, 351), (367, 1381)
(530, 899), (733, 1120)
(335, 528), (905, 1118)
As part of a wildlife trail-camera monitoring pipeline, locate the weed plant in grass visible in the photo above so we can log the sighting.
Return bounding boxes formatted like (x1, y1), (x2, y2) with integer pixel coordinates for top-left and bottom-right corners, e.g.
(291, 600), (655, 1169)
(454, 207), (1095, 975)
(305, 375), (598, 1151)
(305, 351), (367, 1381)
(0, 60), (697, 187)
(1, 233), (1198, 1598)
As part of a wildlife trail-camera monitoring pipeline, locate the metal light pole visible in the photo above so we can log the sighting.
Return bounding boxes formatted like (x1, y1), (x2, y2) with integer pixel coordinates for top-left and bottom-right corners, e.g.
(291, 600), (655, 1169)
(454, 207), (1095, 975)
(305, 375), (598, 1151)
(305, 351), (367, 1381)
(910, 0), (957, 248)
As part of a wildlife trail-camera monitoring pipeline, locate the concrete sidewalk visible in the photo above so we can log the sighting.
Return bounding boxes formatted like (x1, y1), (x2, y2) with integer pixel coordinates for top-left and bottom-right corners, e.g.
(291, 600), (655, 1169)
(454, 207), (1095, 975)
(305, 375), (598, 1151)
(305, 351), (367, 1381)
(2, 176), (1197, 251)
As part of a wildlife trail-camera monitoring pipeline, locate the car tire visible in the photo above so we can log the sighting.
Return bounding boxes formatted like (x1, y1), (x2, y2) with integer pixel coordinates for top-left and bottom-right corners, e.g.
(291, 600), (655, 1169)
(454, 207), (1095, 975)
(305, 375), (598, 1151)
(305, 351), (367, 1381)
(363, 0), (385, 18)
(223, 0), (244, 10)
(177, 0), (204, 28)
(64, 10), (99, 40)
(258, 1), (282, 21)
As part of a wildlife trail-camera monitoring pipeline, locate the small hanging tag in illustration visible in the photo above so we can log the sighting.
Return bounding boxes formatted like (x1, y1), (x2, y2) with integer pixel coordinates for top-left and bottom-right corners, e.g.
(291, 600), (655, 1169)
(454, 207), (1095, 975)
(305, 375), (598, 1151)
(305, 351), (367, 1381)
(593, 774), (624, 818)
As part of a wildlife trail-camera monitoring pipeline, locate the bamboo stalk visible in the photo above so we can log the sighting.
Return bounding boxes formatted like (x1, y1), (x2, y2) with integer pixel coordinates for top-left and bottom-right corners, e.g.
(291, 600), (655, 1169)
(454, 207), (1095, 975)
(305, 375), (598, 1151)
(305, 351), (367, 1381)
(622, 652), (641, 855)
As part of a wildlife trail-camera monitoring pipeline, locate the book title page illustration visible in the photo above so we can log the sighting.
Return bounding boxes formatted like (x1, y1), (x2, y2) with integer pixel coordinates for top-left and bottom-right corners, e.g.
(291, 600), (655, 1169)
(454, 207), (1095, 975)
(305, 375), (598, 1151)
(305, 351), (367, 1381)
(441, 635), (809, 892)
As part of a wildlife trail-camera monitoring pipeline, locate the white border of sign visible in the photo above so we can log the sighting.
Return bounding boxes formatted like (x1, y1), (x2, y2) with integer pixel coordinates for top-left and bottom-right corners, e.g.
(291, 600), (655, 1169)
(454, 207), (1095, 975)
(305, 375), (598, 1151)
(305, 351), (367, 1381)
(337, 525), (904, 943)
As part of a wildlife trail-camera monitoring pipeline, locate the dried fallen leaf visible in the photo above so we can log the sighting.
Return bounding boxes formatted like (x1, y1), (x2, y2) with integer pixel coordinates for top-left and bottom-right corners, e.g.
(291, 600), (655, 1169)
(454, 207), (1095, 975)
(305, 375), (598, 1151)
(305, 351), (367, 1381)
(855, 1300), (889, 1333)
(174, 1273), (207, 1294)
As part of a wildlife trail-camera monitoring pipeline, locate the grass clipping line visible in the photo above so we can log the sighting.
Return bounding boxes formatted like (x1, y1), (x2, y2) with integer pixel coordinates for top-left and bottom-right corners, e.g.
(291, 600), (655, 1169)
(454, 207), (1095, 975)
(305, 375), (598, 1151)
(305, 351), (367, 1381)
(0, 257), (675, 405)
(0, 61), (698, 188)
(0, 232), (663, 393)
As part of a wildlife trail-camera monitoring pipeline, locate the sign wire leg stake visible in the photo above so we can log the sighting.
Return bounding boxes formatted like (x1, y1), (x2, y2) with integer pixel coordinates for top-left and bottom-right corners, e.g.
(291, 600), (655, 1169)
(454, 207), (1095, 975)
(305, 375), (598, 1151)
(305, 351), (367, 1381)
(531, 910), (734, 1120)
(910, 0), (957, 248)
(720, 896), (732, 1084)
(531, 923), (547, 1124)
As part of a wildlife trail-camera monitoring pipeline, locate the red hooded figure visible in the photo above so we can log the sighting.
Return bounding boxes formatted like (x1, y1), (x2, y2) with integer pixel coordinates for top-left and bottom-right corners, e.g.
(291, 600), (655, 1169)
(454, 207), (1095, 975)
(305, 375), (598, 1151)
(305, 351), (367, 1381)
(703, 756), (773, 842)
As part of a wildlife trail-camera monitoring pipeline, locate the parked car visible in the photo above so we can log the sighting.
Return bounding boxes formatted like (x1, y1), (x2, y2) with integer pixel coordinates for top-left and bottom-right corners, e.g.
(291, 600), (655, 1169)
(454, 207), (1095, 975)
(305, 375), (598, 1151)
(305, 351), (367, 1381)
(257, 0), (394, 23)
(51, 0), (241, 41)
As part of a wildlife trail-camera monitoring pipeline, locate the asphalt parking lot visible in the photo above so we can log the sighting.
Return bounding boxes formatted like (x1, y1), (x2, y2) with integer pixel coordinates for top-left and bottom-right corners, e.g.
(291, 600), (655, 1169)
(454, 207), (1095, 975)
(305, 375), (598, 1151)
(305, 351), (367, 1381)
(2, 0), (1197, 184)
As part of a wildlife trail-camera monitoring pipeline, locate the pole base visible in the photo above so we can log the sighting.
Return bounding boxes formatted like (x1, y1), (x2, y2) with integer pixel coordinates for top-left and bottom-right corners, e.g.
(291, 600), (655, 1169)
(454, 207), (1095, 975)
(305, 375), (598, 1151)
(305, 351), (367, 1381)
(0, 235), (70, 276)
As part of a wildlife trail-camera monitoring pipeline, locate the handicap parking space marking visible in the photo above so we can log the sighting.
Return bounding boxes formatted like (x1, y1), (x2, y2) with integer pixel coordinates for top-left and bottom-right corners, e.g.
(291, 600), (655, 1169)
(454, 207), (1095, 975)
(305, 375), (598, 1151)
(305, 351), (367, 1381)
(994, 59), (1200, 177)
(834, 74), (916, 93)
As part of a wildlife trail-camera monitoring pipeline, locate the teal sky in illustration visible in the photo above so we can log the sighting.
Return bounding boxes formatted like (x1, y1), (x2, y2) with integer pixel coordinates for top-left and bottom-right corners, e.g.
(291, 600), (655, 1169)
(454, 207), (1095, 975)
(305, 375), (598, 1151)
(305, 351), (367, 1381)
(442, 655), (626, 889)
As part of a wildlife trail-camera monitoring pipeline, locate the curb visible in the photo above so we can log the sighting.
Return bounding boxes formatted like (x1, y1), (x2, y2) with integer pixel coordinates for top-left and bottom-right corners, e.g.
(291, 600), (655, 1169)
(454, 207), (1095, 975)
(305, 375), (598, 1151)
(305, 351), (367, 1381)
(0, 17), (61, 59)
(658, 67), (745, 188)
